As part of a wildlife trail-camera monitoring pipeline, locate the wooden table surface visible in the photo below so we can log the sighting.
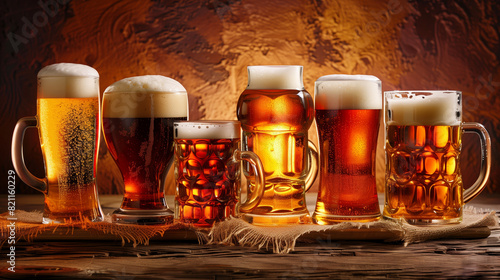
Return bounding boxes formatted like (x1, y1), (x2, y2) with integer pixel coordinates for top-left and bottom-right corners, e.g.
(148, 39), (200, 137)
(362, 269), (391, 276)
(1, 193), (499, 279)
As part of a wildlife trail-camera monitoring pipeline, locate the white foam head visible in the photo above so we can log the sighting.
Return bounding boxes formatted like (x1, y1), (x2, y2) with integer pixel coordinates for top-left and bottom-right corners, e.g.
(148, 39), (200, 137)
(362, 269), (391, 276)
(315, 75), (382, 110)
(174, 121), (240, 139)
(247, 65), (304, 90)
(386, 91), (461, 126)
(103, 75), (188, 118)
(37, 63), (99, 98)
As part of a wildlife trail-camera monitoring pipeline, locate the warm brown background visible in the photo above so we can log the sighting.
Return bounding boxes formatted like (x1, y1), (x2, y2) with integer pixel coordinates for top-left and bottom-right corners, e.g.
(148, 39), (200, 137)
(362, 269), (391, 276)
(1, 0), (498, 196)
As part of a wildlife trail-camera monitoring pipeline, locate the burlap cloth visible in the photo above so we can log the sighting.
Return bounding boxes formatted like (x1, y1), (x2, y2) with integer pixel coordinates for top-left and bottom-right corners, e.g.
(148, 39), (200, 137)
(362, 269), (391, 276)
(1, 207), (498, 254)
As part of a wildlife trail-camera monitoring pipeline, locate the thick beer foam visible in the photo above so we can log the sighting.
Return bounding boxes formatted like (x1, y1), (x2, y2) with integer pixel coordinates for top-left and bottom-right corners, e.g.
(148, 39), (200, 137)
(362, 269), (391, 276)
(37, 63), (99, 98)
(103, 75), (188, 118)
(315, 75), (382, 110)
(386, 91), (460, 126)
(174, 121), (240, 139)
(247, 65), (303, 90)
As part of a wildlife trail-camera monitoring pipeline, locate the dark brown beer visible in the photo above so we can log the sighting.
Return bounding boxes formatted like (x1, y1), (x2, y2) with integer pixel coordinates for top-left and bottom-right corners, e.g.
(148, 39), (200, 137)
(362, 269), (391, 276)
(384, 125), (462, 221)
(102, 75), (188, 224)
(175, 138), (240, 227)
(103, 117), (185, 210)
(313, 109), (381, 222)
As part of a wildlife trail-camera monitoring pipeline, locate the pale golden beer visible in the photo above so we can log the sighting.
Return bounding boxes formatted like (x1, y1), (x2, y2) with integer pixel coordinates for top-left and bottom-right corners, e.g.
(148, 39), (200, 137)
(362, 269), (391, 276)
(384, 91), (491, 224)
(102, 75), (188, 224)
(237, 65), (318, 225)
(12, 63), (103, 223)
(312, 75), (382, 224)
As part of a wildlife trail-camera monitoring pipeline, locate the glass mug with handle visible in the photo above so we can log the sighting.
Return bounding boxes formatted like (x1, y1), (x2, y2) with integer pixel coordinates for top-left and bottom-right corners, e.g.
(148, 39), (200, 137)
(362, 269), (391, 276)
(312, 75), (382, 224)
(384, 90), (491, 224)
(102, 75), (188, 224)
(174, 121), (265, 227)
(237, 65), (319, 225)
(11, 63), (104, 224)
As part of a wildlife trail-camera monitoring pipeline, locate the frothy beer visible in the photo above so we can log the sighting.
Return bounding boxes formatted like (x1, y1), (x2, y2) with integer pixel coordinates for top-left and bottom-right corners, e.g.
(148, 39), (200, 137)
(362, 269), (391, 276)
(102, 76), (188, 222)
(313, 75), (382, 224)
(174, 121), (241, 227)
(237, 65), (316, 225)
(384, 91), (463, 223)
(36, 63), (102, 223)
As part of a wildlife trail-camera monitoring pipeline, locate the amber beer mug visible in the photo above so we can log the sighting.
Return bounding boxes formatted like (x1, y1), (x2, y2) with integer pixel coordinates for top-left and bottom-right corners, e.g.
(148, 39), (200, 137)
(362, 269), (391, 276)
(237, 65), (318, 225)
(174, 121), (265, 227)
(384, 91), (491, 224)
(312, 75), (382, 224)
(11, 63), (103, 224)
(102, 75), (188, 224)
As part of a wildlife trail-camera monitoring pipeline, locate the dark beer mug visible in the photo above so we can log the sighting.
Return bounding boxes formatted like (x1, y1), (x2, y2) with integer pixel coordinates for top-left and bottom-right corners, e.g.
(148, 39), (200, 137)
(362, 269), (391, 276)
(174, 121), (265, 227)
(312, 75), (382, 224)
(102, 75), (188, 224)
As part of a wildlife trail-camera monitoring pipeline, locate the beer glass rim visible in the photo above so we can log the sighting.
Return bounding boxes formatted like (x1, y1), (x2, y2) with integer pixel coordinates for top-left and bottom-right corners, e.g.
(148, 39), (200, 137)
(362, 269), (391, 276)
(174, 120), (241, 139)
(385, 90), (461, 95)
(315, 74), (380, 82)
(247, 65), (303, 69)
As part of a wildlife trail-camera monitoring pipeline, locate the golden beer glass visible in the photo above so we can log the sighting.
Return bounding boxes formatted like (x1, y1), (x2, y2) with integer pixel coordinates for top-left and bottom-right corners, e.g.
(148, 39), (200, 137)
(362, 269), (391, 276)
(12, 63), (103, 224)
(174, 121), (265, 227)
(384, 91), (491, 224)
(312, 75), (382, 224)
(237, 65), (318, 225)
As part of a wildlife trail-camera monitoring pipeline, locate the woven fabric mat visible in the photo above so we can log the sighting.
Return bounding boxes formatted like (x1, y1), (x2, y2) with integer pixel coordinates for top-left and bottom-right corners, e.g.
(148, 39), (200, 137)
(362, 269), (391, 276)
(1, 207), (498, 254)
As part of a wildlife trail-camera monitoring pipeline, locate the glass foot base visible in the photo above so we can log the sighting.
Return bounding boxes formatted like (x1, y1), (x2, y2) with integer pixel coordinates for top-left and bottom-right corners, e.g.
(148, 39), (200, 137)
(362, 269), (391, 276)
(382, 215), (462, 225)
(241, 212), (311, 226)
(312, 212), (381, 225)
(112, 208), (174, 225)
(42, 212), (103, 224)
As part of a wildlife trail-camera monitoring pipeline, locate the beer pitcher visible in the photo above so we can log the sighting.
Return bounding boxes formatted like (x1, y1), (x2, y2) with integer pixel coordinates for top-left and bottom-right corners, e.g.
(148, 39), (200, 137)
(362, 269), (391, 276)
(384, 90), (491, 224)
(11, 63), (104, 224)
(237, 65), (318, 225)
(174, 121), (265, 227)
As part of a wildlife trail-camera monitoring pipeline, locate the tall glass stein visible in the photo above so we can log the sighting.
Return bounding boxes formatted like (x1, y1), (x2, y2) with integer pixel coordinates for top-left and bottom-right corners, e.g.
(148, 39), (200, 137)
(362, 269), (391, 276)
(312, 75), (382, 224)
(12, 63), (103, 224)
(237, 65), (318, 225)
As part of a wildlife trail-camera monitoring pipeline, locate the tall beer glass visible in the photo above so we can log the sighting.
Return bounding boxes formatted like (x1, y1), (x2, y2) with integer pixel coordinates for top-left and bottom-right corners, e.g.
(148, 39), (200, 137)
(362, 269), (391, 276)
(312, 75), (382, 224)
(102, 75), (188, 224)
(384, 91), (491, 224)
(237, 65), (318, 225)
(12, 63), (103, 224)
(174, 121), (265, 227)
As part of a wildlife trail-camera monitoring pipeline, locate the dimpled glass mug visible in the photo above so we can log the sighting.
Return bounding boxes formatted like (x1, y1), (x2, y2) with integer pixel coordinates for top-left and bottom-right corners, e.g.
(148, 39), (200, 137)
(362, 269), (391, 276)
(384, 90), (491, 225)
(174, 121), (265, 227)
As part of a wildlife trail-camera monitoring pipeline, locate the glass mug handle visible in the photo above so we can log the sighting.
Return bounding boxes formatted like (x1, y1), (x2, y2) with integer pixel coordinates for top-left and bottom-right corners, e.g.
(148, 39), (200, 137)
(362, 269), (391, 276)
(462, 122), (491, 203)
(304, 140), (319, 192)
(234, 149), (265, 213)
(11, 116), (48, 193)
